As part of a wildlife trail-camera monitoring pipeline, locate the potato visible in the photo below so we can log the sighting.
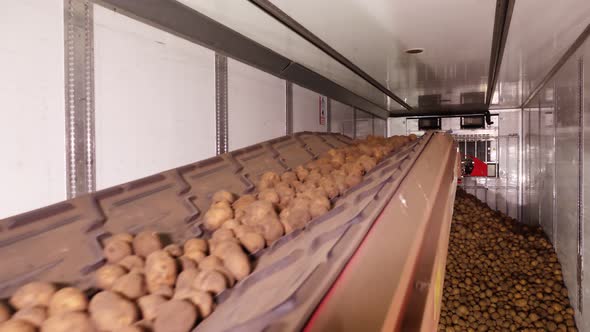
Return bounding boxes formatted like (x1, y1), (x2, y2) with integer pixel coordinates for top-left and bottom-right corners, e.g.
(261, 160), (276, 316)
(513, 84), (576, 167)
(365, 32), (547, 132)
(0, 320), (36, 332)
(115, 326), (143, 332)
(257, 171), (280, 191)
(305, 170), (322, 187)
(89, 291), (138, 331)
(163, 244), (183, 257)
(241, 200), (284, 245)
(183, 239), (208, 254)
(357, 155), (376, 173)
(112, 273), (147, 300)
(233, 224), (256, 239)
(308, 195), (331, 219)
(0, 302), (11, 324)
(10, 281), (56, 310)
(41, 312), (94, 332)
(105, 233), (134, 245)
(150, 286), (173, 299)
(197, 256), (235, 287)
(172, 289), (213, 318)
(232, 194), (256, 220)
(279, 198), (311, 233)
(203, 201), (233, 231)
(295, 165), (309, 181)
(274, 182), (295, 208)
(238, 232), (265, 254)
(118, 255), (145, 272)
(257, 189), (280, 205)
(211, 228), (236, 243)
(48, 287), (87, 316)
(13, 306), (46, 327)
(192, 270), (227, 295)
(104, 239), (133, 263)
(153, 300), (197, 332)
(220, 219), (241, 231)
(177, 256), (197, 271)
(132, 231), (163, 258)
(137, 295), (166, 321)
(145, 251), (177, 293)
(344, 173), (362, 188)
(176, 269), (200, 290)
(319, 177), (339, 199)
(96, 264), (127, 290)
(183, 250), (206, 263)
(219, 249), (251, 281)
(280, 171), (298, 184)
(211, 190), (236, 204)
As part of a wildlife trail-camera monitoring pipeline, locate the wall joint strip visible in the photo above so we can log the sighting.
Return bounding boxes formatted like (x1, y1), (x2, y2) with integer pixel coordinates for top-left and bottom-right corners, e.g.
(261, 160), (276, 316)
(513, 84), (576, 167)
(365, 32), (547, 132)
(577, 56), (584, 313)
(215, 54), (229, 154)
(326, 98), (332, 132)
(64, 0), (96, 198)
(286, 81), (293, 135)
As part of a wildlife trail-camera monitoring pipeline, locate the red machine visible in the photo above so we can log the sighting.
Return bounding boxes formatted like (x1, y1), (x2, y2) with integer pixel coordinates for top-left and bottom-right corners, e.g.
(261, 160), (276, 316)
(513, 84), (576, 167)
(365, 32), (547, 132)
(460, 154), (488, 177)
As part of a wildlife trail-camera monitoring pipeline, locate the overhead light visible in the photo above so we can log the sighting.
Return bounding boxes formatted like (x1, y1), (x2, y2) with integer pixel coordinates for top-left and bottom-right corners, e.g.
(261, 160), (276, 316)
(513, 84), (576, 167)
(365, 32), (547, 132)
(405, 48), (424, 54)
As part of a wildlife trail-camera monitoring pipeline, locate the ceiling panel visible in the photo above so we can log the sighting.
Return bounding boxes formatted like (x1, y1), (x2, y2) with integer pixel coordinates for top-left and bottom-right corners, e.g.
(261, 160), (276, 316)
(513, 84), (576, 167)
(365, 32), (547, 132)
(493, 0), (590, 108)
(268, 0), (496, 112)
(177, 0), (401, 112)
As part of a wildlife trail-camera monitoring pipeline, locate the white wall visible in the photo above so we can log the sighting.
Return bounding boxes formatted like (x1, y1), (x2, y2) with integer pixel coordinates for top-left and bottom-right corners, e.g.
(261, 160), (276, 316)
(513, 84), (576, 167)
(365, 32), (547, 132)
(374, 118), (386, 137)
(330, 100), (354, 137)
(228, 59), (286, 150)
(0, 0), (66, 219)
(292, 84), (326, 133)
(387, 118), (407, 136)
(94, 6), (216, 189)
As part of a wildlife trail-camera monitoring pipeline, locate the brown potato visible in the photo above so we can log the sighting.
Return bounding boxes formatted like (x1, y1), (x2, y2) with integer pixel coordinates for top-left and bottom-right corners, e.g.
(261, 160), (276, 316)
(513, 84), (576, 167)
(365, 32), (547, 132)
(295, 165), (309, 181)
(172, 289), (213, 319)
(154, 300), (197, 332)
(41, 312), (94, 332)
(89, 291), (138, 331)
(183, 250), (206, 263)
(258, 189), (280, 205)
(150, 286), (173, 299)
(10, 281), (56, 310)
(105, 233), (134, 245)
(319, 177), (339, 199)
(145, 251), (177, 293)
(176, 269), (200, 290)
(344, 173), (362, 188)
(104, 239), (133, 263)
(211, 190), (236, 204)
(183, 238), (208, 254)
(163, 244), (183, 257)
(238, 232), (265, 254)
(118, 255), (145, 272)
(274, 182), (295, 208)
(219, 249), (251, 281)
(112, 273), (147, 300)
(192, 270), (227, 295)
(197, 256), (235, 287)
(48, 287), (88, 316)
(0, 320), (36, 332)
(203, 201), (233, 231)
(280, 171), (298, 184)
(13, 306), (46, 327)
(220, 219), (241, 231)
(137, 294), (167, 321)
(232, 194), (256, 220)
(257, 171), (280, 191)
(279, 198), (311, 233)
(115, 326), (144, 332)
(95, 264), (127, 290)
(177, 257), (197, 271)
(132, 231), (163, 258)
(0, 302), (11, 324)
(240, 200), (284, 245)
(211, 228), (236, 243)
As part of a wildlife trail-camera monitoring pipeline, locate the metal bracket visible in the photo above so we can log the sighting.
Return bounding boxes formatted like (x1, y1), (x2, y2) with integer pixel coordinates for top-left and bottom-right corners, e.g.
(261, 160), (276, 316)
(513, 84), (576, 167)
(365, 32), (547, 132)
(215, 54), (229, 154)
(286, 81), (293, 135)
(64, 0), (96, 198)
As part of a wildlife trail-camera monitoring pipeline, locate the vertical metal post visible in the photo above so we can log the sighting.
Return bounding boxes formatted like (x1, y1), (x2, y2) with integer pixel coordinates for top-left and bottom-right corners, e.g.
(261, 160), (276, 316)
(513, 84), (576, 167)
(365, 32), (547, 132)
(286, 81), (293, 135)
(64, 0), (95, 198)
(553, 80), (558, 247)
(352, 107), (357, 139)
(577, 57), (584, 313)
(215, 54), (228, 154)
(326, 98), (332, 132)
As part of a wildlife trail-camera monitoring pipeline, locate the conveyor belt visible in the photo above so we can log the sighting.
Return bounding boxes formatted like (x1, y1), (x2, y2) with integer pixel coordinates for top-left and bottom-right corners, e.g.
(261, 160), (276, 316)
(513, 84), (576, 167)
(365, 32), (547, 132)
(0, 131), (458, 332)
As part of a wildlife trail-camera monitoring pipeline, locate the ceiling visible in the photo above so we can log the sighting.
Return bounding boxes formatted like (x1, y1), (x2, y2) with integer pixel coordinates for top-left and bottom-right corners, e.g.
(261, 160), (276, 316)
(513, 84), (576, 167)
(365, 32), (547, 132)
(179, 0), (589, 116)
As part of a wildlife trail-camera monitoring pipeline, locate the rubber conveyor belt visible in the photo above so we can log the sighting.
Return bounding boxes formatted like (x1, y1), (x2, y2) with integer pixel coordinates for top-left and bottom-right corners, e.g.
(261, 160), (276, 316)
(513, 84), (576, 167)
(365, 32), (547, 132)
(0, 131), (459, 332)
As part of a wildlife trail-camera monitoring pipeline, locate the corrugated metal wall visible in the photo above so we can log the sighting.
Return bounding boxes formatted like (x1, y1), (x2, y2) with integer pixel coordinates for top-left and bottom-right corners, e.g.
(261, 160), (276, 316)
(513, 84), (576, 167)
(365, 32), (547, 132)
(522, 37), (589, 329)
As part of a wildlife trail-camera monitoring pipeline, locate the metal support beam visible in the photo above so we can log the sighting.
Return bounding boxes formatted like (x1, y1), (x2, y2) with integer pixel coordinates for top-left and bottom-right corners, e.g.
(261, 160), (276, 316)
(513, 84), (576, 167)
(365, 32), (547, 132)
(521, 24), (590, 108)
(64, 0), (96, 198)
(577, 56), (584, 314)
(286, 81), (293, 135)
(93, 0), (390, 119)
(215, 54), (229, 154)
(486, 0), (514, 106)
(248, 0), (412, 112)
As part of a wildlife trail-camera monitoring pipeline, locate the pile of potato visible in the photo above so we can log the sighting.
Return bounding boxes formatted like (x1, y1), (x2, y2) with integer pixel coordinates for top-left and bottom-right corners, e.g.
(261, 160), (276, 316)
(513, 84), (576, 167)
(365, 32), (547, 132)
(439, 189), (577, 332)
(0, 134), (417, 332)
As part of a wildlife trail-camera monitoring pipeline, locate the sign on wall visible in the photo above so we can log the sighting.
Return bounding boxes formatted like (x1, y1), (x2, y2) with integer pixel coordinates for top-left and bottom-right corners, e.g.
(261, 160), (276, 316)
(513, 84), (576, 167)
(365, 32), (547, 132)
(319, 96), (327, 125)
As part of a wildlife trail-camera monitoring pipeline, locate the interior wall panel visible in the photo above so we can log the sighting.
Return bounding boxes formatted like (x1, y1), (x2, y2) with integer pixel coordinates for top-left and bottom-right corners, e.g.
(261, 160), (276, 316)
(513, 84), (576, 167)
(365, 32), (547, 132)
(292, 84), (326, 133)
(374, 118), (386, 137)
(355, 109), (373, 139)
(387, 118), (406, 136)
(228, 58), (286, 150)
(0, 0), (66, 219)
(94, 6), (216, 189)
(330, 100), (354, 137)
